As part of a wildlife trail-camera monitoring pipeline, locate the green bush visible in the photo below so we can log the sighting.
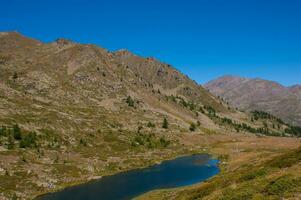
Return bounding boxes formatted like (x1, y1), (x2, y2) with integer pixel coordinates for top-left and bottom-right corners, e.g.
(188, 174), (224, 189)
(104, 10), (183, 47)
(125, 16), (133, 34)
(7, 134), (14, 149)
(13, 124), (22, 140)
(0, 126), (7, 136)
(137, 125), (143, 133)
(126, 96), (134, 107)
(19, 131), (37, 148)
(147, 122), (155, 128)
(240, 168), (267, 181)
(159, 137), (170, 147)
(13, 72), (18, 79)
(79, 138), (87, 146)
(189, 123), (196, 131)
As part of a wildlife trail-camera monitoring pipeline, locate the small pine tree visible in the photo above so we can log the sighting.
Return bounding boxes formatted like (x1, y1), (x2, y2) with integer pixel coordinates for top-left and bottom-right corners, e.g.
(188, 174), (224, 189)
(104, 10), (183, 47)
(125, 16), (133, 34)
(189, 123), (196, 131)
(79, 138), (87, 146)
(162, 118), (168, 129)
(126, 96), (134, 107)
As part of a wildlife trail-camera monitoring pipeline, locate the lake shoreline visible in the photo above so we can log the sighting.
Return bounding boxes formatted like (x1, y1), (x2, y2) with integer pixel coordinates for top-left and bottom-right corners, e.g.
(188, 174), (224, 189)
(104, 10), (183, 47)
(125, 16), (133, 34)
(35, 151), (219, 200)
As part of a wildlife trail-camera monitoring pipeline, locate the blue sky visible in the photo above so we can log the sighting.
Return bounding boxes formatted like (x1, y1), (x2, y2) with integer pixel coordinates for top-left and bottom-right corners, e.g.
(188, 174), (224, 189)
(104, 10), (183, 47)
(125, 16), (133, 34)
(1, 0), (300, 86)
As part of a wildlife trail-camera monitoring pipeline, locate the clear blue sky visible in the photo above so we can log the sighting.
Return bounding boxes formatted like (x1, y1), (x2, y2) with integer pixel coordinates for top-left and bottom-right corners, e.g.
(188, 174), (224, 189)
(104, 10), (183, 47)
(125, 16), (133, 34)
(1, 0), (300, 86)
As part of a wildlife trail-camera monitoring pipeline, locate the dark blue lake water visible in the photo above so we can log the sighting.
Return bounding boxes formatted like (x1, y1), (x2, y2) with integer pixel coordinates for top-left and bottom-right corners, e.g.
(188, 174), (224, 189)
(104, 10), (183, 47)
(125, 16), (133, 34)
(39, 154), (219, 200)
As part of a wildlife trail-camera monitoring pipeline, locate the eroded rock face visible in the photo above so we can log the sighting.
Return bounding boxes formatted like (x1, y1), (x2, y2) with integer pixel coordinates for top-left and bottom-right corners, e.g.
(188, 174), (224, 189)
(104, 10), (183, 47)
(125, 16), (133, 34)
(205, 75), (301, 126)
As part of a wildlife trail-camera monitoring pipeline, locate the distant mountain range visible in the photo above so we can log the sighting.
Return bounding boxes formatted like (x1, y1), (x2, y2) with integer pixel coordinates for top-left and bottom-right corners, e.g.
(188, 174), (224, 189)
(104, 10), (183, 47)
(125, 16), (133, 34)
(205, 75), (301, 126)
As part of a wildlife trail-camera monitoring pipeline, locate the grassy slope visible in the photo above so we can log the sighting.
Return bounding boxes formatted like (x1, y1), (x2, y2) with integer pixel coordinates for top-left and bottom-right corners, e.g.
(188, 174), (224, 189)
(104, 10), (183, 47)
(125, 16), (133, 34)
(137, 138), (301, 200)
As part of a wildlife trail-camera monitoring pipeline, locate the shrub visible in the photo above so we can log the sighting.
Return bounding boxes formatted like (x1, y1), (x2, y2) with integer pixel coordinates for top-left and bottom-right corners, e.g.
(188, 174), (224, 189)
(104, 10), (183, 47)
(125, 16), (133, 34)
(189, 123), (196, 131)
(137, 125), (143, 133)
(7, 134), (14, 149)
(240, 168), (267, 181)
(19, 131), (37, 148)
(13, 124), (22, 140)
(159, 137), (170, 147)
(147, 122), (155, 128)
(13, 72), (18, 79)
(0, 126), (7, 136)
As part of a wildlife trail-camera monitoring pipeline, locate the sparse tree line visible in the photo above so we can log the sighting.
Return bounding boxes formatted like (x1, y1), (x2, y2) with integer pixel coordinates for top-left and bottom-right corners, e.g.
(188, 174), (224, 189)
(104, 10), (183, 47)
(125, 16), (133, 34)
(166, 95), (197, 111)
(251, 110), (284, 124)
(204, 107), (301, 137)
(0, 124), (37, 149)
(131, 133), (170, 149)
(164, 93), (301, 137)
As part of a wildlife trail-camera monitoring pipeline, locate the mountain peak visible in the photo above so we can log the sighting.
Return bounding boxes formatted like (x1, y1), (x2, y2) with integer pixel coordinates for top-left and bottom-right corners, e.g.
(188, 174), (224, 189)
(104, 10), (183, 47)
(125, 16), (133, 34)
(55, 38), (75, 45)
(50, 38), (76, 49)
(114, 49), (136, 57)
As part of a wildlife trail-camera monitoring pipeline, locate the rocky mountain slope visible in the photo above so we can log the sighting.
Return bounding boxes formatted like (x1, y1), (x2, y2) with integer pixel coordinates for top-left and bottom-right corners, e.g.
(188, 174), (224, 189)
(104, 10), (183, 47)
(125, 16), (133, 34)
(289, 85), (301, 99)
(205, 75), (301, 126)
(0, 32), (299, 200)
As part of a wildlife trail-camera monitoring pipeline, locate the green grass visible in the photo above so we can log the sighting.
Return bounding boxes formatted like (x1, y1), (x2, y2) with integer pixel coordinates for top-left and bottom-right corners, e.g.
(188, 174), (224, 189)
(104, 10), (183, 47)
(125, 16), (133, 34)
(166, 147), (301, 200)
(264, 175), (301, 196)
(267, 148), (301, 168)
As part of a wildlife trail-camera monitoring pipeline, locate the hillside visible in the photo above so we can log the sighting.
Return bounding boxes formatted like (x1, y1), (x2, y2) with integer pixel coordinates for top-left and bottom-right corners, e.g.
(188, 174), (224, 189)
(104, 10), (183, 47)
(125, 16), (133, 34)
(138, 142), (301, 200)
(205, 75), (301, 126)
(0, 32), (300, 200)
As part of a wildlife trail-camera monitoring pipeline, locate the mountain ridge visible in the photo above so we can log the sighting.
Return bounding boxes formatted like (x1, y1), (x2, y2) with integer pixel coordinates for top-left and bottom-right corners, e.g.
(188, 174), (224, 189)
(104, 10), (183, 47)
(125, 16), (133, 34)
(205, 75), (301, 126)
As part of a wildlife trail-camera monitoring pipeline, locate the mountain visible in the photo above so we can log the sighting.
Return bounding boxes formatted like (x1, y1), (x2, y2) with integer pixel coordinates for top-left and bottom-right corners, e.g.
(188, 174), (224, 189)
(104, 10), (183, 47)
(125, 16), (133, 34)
(289, 84), (301, 98)
(205, 75), (301, 126)
(0, 32), (228, 135)
(0, 32), (299, 200)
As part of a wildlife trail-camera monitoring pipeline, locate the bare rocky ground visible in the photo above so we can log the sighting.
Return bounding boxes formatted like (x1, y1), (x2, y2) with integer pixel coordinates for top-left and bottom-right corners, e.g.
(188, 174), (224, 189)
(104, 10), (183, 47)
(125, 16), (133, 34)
(0, 32), (300, 200)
